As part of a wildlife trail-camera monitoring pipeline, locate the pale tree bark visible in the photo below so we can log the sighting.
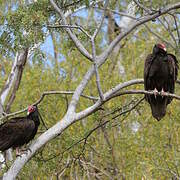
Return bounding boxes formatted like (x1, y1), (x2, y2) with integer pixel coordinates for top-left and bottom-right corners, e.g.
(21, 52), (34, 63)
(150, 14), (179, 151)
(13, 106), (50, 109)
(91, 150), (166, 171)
(0, 49), (28, 111)
(0, 48), (28, 163)
(2, 1), (180, 179)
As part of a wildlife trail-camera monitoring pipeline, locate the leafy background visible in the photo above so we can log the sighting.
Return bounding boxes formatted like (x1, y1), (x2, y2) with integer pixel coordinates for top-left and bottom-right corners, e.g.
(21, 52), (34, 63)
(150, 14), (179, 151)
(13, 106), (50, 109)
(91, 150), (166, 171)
(0, 0), (179, 179)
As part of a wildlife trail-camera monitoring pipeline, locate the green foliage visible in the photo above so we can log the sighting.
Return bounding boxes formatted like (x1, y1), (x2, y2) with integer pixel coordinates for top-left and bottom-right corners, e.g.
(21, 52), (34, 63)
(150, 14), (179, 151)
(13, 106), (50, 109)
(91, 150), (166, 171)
(0, 0), (180, 179)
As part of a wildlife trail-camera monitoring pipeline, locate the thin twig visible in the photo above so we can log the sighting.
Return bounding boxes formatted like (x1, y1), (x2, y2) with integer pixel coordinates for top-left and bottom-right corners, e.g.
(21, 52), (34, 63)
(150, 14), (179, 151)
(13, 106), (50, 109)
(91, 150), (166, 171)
(80, 159), (112, 179)
(113, 90), (180, 100)
(133, 0), (152, 14)
(47, 24), (91, 38)
(162, 16), (177, 47)
(144, 24), (175, 49)
(168, 12), (180, 44)
(90, 0), (109, 101)
(91, 38), (104, 101)
(92, 0), (109, 39)
(112, 97), (144, 119)
(50, 0), (93, 61)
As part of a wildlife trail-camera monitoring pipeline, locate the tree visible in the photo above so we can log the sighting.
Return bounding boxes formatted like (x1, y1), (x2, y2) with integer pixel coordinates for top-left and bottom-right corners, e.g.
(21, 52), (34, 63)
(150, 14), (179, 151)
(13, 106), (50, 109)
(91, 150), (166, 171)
(0, 0), (180, 179)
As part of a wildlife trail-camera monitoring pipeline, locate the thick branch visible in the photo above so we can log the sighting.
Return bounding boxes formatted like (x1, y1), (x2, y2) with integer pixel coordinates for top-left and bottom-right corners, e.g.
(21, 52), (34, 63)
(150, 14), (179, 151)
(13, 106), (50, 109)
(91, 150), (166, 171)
(5, 49), (29, 113)
(0, 49), (28, 111)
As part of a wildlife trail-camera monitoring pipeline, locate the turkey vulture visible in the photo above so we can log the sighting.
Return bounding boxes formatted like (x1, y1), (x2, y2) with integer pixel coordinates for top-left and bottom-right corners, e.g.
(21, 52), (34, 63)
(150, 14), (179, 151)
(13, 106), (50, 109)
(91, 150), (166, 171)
(0, 106), (40, 155)
(144, 43), (178, 121)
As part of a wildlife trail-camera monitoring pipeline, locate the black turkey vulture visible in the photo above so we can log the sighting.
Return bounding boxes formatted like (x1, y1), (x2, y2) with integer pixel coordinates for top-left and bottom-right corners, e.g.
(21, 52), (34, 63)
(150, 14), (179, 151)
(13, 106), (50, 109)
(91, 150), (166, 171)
(0, 106), (40, 155)
(144, 43), (178, 121)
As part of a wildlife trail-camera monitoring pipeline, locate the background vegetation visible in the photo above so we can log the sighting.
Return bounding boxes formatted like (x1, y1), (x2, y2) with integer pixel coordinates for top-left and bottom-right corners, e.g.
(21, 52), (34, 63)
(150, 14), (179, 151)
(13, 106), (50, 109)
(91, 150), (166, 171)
(0, 0), (180, 179)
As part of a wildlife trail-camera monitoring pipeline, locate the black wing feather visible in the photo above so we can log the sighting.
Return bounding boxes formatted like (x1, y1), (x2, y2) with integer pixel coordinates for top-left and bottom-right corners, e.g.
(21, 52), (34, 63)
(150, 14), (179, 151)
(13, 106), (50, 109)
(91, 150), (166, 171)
(0, 118), (35, 151)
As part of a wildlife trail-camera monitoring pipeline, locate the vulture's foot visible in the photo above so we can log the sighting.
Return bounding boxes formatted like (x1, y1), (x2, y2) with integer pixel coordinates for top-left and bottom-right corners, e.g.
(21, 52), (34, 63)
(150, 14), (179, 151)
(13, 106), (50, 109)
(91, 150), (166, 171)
(16, 147), (32, 157)
(16, 147), (20, 157)
(160, 88), (166, 97)
(153, 88), (158, 99)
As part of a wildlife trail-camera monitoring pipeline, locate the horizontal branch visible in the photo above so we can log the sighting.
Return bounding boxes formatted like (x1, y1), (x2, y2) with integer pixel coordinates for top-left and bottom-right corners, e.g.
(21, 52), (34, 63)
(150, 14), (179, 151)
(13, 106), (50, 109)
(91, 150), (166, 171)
(113, 89), (180, 100)
(3, 78), (180, 121)
(75, 79), (180, 120)
(0, 91), (98, 121)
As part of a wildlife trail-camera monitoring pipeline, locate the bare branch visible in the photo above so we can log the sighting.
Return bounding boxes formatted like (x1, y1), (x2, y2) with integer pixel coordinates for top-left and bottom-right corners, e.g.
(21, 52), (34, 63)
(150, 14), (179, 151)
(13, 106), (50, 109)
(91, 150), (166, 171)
(5, 49), (29, 113)
(113, 90), (180, 100)
(133, 0), (152, 14)
(64, 0), (103, 18)
(48, 24), (91, 38)
(162, 16), (177, 47)
(0, 91), (98, 121)
(75, 79), (180, 120)
(98, 2), (180, 62)
(0, 49), (28, 110)
(50, 0), (93, 61)
(90, 0), (109, 101)
(91, 38), (104, 101)
(92, 0), (109, 39)
(2, 77), (180, 122)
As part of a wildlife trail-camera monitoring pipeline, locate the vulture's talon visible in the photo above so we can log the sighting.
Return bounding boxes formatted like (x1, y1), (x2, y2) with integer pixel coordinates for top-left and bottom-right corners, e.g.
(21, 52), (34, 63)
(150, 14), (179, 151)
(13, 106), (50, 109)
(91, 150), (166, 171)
(160, 88), (166, 97)
(153, 88), (158, 99)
